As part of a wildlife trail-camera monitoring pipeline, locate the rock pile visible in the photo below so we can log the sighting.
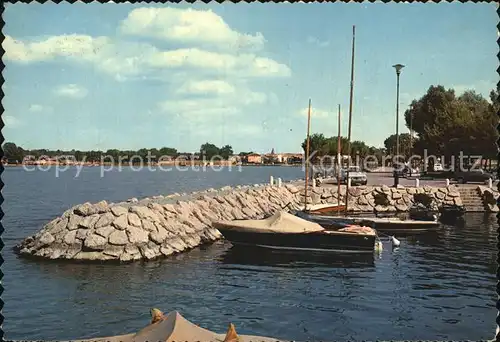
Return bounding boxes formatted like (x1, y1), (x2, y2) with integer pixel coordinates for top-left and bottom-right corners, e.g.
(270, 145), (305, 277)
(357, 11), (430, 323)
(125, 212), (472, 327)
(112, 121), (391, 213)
(297, 184), (463, 213)
(478, 186), (500, 212)
(14, 184), (300, 262)
(15, 182), (491, 263)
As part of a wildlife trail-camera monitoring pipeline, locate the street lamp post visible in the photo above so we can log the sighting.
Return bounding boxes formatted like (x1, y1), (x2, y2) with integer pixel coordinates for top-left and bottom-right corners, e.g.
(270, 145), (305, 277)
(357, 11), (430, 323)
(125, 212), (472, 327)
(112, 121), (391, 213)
(410, 113), (413, 151)
(393, 63), (404, 187)
(409, 111), (413, 168)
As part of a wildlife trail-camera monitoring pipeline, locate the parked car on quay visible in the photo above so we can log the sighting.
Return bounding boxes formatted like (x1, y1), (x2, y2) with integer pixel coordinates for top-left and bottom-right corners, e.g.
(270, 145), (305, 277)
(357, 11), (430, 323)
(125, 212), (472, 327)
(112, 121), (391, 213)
(433, 162), (444, 171)
(453, 169), (497, 184)
(338, 166), (368, 185)
(393, 163), (420, 178)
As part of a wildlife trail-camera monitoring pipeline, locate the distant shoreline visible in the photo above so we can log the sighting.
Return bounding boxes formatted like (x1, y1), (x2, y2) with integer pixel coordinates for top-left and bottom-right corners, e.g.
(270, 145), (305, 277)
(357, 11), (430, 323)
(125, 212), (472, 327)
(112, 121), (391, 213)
(2, 163), (305, 168)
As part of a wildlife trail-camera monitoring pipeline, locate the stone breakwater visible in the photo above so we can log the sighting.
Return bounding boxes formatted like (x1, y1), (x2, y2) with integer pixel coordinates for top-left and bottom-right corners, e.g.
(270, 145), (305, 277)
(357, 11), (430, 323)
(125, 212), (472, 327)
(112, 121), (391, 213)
(14, 182), (498, 262)
(478, 186), (500, 212)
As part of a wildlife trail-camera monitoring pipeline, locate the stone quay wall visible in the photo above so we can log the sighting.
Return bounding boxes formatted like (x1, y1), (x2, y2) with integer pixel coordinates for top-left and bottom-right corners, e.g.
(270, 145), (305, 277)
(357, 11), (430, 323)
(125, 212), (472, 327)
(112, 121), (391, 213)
(14, 182), (498, 263)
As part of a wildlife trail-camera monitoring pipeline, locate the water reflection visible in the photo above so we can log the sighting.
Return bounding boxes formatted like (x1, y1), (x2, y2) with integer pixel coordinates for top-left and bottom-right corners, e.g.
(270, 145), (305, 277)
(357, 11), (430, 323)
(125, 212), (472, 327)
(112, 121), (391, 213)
(219, 245), (376, 269)
(4, 207), (498, 341)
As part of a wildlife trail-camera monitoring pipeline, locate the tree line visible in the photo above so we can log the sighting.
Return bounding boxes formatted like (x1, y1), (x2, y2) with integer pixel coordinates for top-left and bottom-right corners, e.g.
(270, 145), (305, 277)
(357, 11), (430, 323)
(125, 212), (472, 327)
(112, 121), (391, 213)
(301, 84), (498, 169)
(404, 85), (497, 164)
(301, 134), (386, 162)
(2, 142), (239, 163)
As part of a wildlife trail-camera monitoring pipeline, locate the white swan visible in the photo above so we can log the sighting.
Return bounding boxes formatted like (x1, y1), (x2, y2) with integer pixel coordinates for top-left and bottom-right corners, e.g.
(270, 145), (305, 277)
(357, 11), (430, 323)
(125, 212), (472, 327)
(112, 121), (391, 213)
(391, 236), (401, 248)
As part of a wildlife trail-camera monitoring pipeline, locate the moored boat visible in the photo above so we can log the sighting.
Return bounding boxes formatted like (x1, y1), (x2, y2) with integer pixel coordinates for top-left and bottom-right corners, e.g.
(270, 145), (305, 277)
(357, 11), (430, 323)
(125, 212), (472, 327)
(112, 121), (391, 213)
(294, 209), (356, 229)
(304, 203), (347, 215)
(220, 244), (376, 268)
(213, 211), (378, 253)
(409, 203), (438, 221)
(295, 211), (440, 234)
(439, 204), (465, 217)
(355, 216), (440, 233)
(438, 204), (466, 224)
(71, 309), (285, 342)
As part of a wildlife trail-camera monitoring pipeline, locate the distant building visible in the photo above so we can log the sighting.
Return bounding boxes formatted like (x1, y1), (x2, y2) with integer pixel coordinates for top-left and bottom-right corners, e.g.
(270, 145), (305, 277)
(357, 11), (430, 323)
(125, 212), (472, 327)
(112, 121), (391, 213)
(246, 153), (262, 164)
(228, 155), (241, 163)
(157, 156), (174, 165)
(263, 149), (279, 164)
(281, 153), (304, 164)
(176, 153), (192, 161)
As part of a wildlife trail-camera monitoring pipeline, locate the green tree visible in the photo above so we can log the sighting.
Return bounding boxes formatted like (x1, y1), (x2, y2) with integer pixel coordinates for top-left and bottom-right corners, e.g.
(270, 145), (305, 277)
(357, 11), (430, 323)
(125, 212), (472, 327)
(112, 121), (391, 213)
(301, 133), (335, 161)
(74, 150), (84, 161)
(136, 148), (149, 160)
(159, 147), (178, 157)
(302, 134), (374, 163)
(404, 85), (498, 165)
(383, 133), (413, 158)
(368, 147), (386, 166)
(200, 142), (220, 160)
(219, 145), (233, 160)
(87, 150), (102, 162)
(3, 142), (24, 162)
(350, 140), (370, 158)
(105, 149), (120, 162)
(320, 136), (349, 156)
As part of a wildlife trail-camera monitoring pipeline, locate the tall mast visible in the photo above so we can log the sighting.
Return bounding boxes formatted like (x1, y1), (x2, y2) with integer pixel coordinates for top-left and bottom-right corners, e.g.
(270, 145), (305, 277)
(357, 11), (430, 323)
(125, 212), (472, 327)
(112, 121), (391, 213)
(304, 99), (312, 211)
(337, 104), (342, 216)
(344, 25), (356, 216)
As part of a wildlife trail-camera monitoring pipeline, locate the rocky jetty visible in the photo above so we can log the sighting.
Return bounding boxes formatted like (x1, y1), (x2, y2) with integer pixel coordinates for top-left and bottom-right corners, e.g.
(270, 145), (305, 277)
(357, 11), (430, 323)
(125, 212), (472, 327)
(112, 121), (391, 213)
(13, 181), (494, 262)
(478, 186), (500, 212)
(14, 183), (301, 262)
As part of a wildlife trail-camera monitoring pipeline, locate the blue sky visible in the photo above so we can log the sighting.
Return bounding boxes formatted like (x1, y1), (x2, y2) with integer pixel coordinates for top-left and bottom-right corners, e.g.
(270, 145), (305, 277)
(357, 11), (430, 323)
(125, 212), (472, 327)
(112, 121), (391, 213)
(2, 2), (498, 153)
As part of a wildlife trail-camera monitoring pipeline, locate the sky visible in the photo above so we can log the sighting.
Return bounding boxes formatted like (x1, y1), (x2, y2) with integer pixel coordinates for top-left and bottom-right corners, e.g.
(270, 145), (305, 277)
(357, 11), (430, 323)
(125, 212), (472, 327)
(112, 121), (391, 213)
(2, 2), (498, 154)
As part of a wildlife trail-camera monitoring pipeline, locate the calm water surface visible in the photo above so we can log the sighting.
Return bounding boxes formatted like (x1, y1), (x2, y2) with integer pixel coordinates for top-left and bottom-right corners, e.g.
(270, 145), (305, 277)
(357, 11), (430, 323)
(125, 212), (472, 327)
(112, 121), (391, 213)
(2, 166), (497, 341)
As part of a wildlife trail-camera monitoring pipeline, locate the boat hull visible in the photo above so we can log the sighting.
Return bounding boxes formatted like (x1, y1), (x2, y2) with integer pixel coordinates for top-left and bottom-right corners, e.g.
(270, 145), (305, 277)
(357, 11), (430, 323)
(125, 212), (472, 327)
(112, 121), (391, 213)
(409, 207), (437, 222)
(359, 219), (440, 233)
(295, 211), (440, 234)
(216, 226), (376, 254)
(439, 205), (465, 218)
(221, 244), (376, 268)
(294, 210), (355, 229)
(308, 205), (347, 215)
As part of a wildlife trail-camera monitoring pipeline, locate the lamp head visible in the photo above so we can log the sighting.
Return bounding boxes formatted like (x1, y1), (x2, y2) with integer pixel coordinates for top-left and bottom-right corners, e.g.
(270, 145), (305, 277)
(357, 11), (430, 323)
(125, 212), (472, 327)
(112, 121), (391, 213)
(393, 64), (405, 75)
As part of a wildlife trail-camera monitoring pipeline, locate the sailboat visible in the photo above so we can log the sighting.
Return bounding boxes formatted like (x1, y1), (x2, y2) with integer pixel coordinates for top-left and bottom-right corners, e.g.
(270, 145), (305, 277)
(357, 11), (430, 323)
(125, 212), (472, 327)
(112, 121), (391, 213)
(297, 26), (440, 235)
(213, 100), (380, 254)
(305, 103), (346, 215)
(298, 84), (346, 215)
(292, 26), (357, 222)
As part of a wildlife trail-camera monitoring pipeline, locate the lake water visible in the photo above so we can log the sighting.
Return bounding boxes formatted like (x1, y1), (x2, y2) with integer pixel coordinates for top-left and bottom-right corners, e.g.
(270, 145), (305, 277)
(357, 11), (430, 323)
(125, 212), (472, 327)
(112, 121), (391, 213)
(2, 166), (498, 341)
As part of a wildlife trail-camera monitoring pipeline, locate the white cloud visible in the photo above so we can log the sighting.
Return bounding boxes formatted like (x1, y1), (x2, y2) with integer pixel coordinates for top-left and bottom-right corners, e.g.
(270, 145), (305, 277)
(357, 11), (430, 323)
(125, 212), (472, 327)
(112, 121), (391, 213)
(176, 80), (236, 96)
(297, 107), (332, 119)
(120, 7), (265, 51)
(161, 100), (240, 123)
(28, 104), (53, 113)
(399, 92), (419, 106)
(306, 36), (330, 48)
(54, 84), (88, 99)
(4, 35), (291, 80)
(161, 79), (268, 121)
(159, 91), (266, 119)
(3, 34), (110, 63)
(3, 115), (22, 128)
(148, 48), (291, 78)
(450, 81), (497, 99)
(241, 90), (267, 105)
(3, 7), (291, 81)
(236, 124), (264, 136)
(4, 7), (289, 137)
(29, 104), (44, 112)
